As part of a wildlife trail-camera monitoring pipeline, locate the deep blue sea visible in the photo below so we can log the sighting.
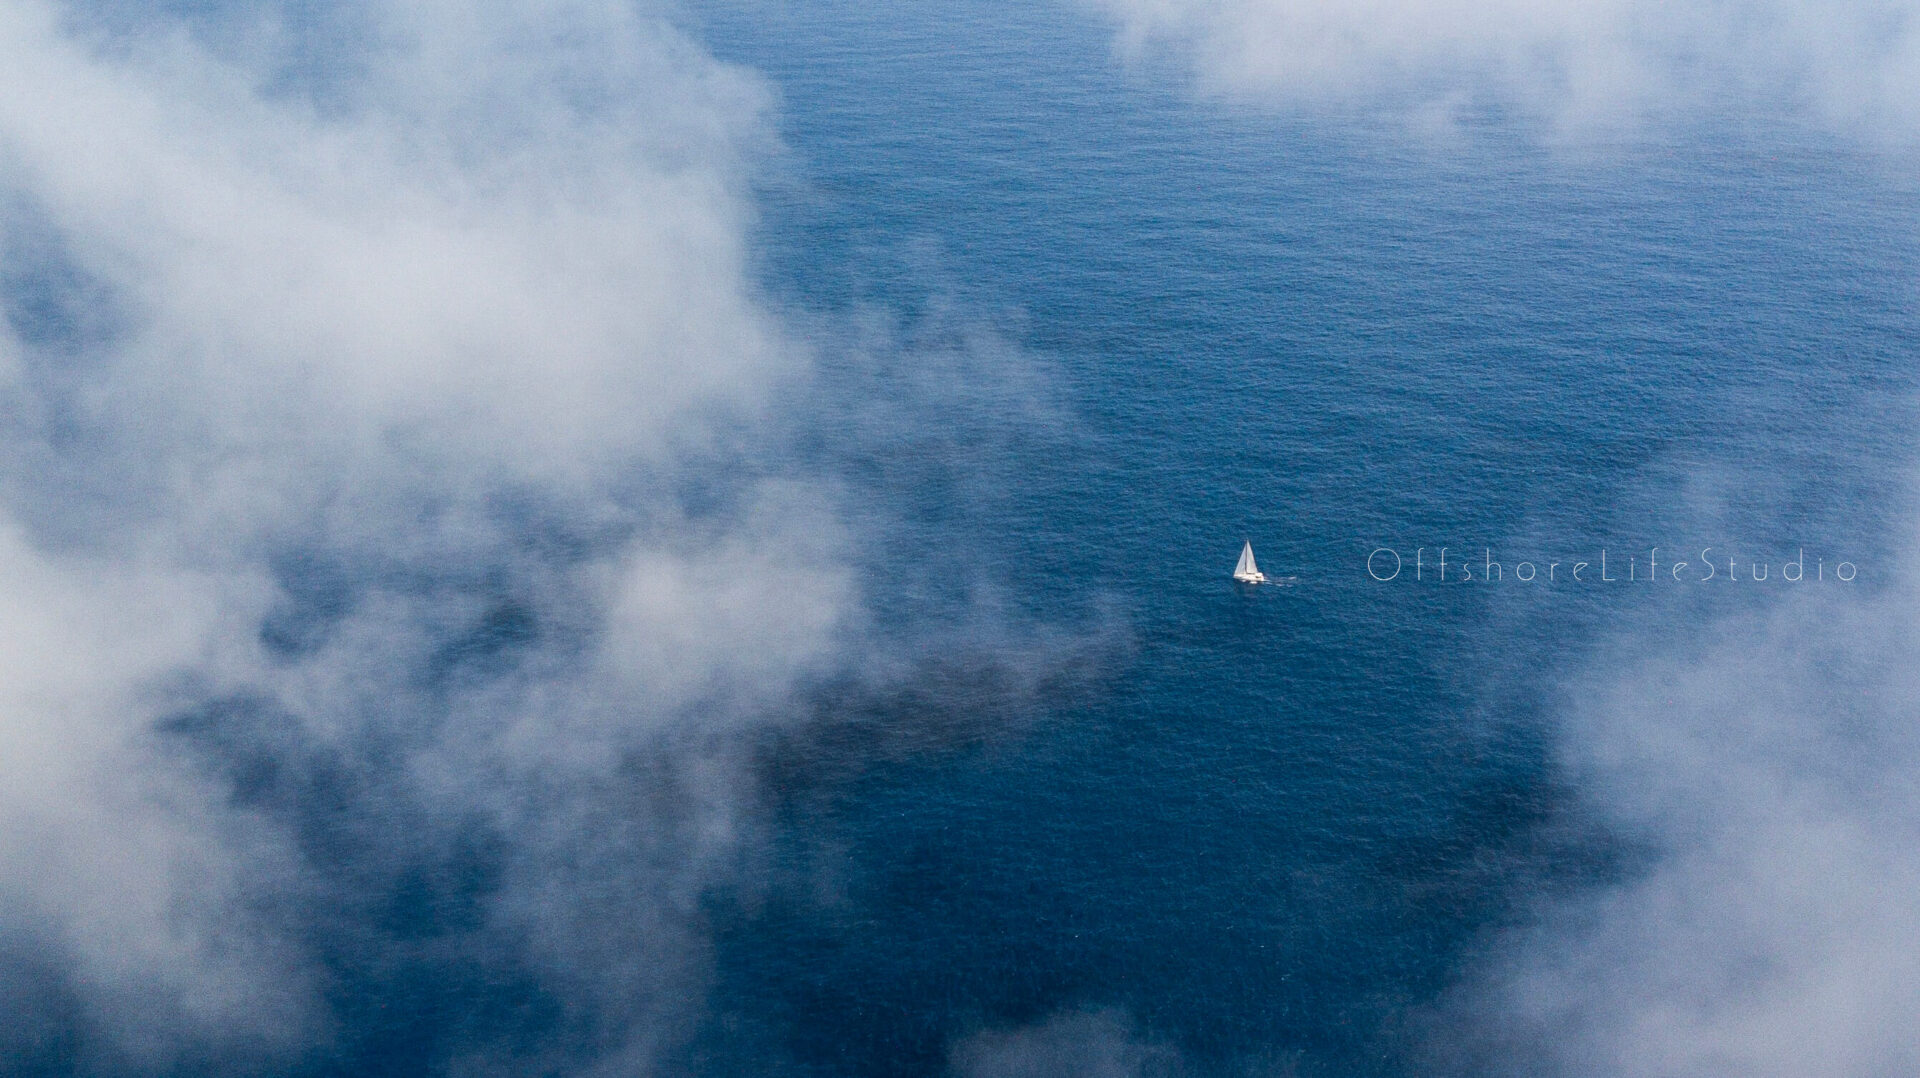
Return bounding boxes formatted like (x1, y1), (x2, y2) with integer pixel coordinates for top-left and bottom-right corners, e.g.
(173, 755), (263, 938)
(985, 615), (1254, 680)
(677, 1), (1920, 1075)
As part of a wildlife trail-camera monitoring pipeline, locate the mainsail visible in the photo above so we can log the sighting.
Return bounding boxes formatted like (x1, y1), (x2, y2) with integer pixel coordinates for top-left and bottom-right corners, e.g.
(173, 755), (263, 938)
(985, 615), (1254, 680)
(1235, 541), (1258, 578)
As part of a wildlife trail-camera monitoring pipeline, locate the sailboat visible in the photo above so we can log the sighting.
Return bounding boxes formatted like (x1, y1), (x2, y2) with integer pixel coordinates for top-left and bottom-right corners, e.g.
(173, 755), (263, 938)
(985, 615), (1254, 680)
(1233, 541), (1267, 584)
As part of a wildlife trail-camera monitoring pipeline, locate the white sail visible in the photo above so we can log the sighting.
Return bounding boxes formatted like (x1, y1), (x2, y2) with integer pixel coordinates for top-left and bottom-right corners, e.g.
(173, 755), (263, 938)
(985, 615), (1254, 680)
(1235, 541), (1258, 579)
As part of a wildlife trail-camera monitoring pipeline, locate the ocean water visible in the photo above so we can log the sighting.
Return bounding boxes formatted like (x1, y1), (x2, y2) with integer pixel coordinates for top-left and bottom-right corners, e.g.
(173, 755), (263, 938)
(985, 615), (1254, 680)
(681, 1), (1920, 1075)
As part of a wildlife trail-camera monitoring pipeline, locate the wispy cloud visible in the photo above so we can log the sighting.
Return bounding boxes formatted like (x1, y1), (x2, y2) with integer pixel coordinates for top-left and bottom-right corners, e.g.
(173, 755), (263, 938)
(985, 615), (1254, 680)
(0, 0), (857, 1070)
(1088, 0), (1920, 139)
(950, 1009), (1187, 1078)
(1431, 545), (1920, 1077)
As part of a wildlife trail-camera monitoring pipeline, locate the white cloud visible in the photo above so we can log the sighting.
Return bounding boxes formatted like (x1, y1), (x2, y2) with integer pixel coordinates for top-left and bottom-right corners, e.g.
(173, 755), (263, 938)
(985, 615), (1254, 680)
(0, 0), (856, 1068)
(1440, 541), (1920, 1076)
(0, 521), (317, 1067)
(1089, 0), (1920, 139)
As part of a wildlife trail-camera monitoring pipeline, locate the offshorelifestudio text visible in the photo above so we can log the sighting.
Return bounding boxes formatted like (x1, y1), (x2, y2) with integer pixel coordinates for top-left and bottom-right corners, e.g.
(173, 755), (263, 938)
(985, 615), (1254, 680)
(1366, 547), (1858, 584)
